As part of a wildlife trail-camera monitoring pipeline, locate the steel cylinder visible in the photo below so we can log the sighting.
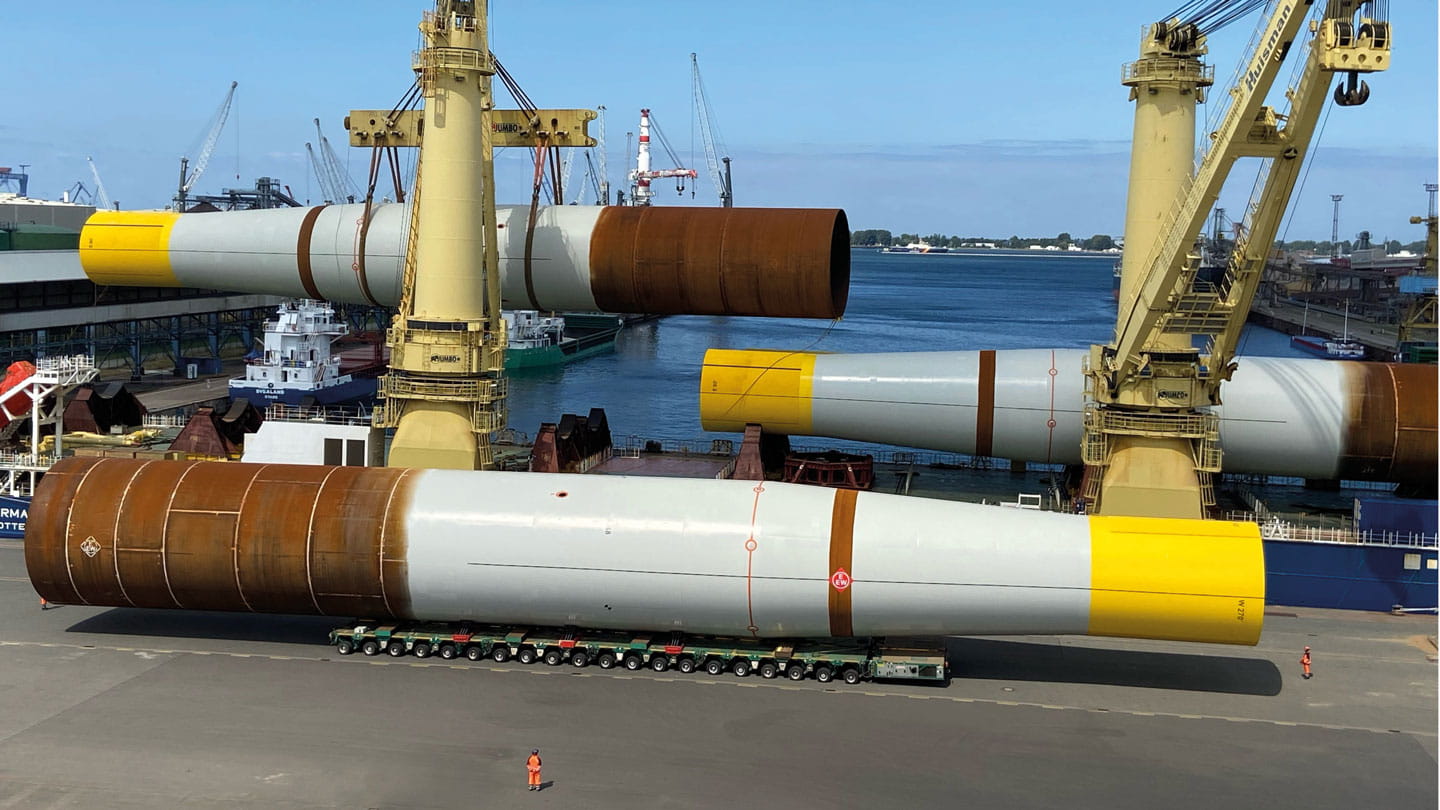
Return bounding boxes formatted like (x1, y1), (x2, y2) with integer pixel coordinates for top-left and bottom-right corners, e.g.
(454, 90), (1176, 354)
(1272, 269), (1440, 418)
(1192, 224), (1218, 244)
(77, 205), (849, 319)
(27, 457), (1263, 645)
(699, 348), (1437, 483)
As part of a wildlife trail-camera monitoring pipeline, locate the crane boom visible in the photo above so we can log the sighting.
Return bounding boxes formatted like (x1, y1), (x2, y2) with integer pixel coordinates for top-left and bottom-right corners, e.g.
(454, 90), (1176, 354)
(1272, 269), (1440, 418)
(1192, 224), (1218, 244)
(315, 119), (357, 203)
(691, 53), (731, 207)
(1084, 0), (1391, 517)
(305, 142), (340, 203)
(595, 105), (609, 205)
(86, 156), (110, 209)
(182, 81), (238, 194)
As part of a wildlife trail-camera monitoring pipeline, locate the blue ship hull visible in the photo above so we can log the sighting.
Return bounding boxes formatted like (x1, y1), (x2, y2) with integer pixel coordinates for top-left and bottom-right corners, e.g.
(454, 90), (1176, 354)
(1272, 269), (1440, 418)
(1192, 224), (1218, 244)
(228, 377), (378, 406)
(1264, 538), (1438, 611)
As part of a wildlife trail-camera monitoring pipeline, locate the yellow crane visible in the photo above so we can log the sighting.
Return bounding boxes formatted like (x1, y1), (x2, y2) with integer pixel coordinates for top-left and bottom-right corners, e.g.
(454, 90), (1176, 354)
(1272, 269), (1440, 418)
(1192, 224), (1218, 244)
(345, 0), (594, 470)
(1084, 1), (1391, 517)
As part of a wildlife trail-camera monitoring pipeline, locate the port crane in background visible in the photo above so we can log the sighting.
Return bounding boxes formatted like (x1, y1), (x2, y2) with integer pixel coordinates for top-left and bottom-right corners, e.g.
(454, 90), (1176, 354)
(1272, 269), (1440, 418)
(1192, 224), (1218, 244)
(175, 80), (238, 212)
(1083, 0), (1392, 517)
(691, 53), (732, 207)
(1396, 183), (1438, 362)
(569, 105), (609, 205)
(85, 156), (110, 210)
(310, 118), (358, 204)
(626, 108), (696, 206)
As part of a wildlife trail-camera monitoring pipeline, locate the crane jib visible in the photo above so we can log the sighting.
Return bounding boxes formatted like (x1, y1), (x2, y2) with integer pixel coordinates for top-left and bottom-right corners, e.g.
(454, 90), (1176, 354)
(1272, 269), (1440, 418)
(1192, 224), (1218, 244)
(1244, 3), (1293, 93)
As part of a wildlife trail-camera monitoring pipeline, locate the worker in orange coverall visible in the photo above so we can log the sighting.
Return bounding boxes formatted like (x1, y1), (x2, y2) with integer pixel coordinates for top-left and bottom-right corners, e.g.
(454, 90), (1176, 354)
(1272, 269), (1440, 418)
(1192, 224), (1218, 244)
(1301, 646), (1312, 679)
(526, 749), (542, 791)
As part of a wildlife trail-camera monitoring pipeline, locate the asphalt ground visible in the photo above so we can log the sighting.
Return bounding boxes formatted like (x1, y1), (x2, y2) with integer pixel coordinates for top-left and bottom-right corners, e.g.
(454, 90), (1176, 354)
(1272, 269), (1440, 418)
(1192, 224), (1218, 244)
(1, 540), (1435, 809)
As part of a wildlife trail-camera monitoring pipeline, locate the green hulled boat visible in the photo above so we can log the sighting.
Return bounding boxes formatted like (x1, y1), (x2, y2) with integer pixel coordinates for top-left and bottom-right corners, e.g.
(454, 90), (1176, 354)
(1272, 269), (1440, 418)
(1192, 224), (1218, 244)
(505, 311), (623, 369)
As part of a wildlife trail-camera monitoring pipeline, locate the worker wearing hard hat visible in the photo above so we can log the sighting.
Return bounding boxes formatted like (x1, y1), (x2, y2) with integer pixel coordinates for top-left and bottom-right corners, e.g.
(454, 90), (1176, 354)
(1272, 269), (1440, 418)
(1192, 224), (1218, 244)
(526, 749), (543, 791)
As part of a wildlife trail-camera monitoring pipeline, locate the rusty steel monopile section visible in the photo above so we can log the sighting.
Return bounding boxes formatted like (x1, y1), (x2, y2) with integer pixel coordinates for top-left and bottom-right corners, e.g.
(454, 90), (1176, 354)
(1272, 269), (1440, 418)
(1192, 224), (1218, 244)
(588, 206), (850, 319)
(26, 457), (418, 616)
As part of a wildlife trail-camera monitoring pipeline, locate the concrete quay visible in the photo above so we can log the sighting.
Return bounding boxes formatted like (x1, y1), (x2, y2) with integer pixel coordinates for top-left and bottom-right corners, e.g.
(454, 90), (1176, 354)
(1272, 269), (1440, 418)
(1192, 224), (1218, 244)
(0, 539), (1434, 809)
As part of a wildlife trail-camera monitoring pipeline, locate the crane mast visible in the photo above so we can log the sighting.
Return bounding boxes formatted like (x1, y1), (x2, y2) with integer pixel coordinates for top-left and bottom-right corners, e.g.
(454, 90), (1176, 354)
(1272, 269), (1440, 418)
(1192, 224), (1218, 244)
(341, 0), (595, 469)
(378, 0), (507, 470)
(1084, 0), (1391, 517)
(627, 108), (697, 206)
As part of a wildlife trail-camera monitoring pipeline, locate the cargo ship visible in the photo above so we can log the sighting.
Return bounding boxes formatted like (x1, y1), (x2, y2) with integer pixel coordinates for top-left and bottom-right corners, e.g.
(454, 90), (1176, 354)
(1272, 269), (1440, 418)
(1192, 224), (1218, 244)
(229, 300), (378, 406)
(1288, 301), (1367, 359)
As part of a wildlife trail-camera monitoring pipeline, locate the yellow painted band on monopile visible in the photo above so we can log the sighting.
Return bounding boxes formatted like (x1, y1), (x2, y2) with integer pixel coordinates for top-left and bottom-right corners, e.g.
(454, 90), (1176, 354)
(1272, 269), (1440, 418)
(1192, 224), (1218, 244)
(1087, 515), (1264, 645)
(699, 349), (815, 434)
(79, 211), (182, 286)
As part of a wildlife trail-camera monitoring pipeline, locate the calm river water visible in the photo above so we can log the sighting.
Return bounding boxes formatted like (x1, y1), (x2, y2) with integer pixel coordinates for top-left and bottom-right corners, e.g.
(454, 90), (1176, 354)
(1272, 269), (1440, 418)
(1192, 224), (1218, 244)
(504, 248), (1309, 448)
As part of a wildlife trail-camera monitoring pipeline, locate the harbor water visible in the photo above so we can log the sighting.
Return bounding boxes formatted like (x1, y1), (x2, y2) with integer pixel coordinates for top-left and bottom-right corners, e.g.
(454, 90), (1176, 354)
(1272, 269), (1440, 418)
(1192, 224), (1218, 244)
(505, 248), (1315, 448)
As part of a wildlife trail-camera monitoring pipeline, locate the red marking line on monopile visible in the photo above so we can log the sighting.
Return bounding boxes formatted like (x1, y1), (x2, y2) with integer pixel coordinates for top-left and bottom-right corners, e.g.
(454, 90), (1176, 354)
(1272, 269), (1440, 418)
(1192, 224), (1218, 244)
(744, 484), (765, 636)
(295, 205), (327, 300)
(975, 350), (996, 457)
(827, 488), (858, 637)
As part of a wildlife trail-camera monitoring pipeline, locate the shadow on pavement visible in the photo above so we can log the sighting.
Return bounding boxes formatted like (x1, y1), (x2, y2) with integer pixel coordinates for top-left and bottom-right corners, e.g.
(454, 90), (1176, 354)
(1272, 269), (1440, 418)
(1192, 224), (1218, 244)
(65, 608), (337, 647)
(946, 637), (1282, 696)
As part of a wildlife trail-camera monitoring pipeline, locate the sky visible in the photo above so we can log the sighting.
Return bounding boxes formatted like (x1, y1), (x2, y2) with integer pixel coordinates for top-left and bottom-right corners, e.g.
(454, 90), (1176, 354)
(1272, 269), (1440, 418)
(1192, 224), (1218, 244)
(4, 1), (1435, 243)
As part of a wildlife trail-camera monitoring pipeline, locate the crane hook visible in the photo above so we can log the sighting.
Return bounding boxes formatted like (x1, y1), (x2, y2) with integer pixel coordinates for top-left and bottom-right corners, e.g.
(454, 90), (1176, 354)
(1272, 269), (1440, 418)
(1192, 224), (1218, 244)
(1334, 71), (1370, 107)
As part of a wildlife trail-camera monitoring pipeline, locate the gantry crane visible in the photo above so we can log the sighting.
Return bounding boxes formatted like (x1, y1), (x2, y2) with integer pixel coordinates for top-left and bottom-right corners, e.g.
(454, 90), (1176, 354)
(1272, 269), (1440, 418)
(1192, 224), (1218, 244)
(175, 81), (238, 212)
(344, 0), (593, 470)
(1083, 0), (1391, 517)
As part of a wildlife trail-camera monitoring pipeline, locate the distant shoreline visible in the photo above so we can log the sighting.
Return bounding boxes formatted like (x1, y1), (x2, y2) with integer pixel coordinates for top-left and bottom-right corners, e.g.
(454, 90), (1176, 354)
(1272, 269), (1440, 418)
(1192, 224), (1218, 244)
(851, 246), (1118, 258)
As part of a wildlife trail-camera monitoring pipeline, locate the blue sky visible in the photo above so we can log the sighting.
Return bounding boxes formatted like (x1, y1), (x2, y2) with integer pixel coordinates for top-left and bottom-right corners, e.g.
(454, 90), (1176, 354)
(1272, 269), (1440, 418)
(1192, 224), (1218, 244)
(5, 1), (1435, 242)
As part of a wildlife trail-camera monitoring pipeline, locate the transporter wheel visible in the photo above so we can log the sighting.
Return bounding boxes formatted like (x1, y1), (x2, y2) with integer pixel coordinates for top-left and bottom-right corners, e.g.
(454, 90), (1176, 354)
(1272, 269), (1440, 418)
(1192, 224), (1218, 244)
(703, 658), (725, 676)
(622, 653), (644, 671)
(335, 638), (355, 655)
(649, 654), (670, 672)
(412, 641), (432, 659)
(842, 667), (862, 685)
(785, 663), (805, 681)
(676, 656), (697, 674)
(438, 643), (458, 660)
(361, 639), (380, 656)
(387, 640), (407, 657)
(543, 648), (565, 666)
(517, 647), (539, 665)
(814, 665), (835, 683)
(489, 645), (510, 663)
(758, 661), (778, 679)
(465, 645), (486, 661)
(730, 659), (751, 677)
(570, 651), (590, 668)
(597, 651), (617, 669)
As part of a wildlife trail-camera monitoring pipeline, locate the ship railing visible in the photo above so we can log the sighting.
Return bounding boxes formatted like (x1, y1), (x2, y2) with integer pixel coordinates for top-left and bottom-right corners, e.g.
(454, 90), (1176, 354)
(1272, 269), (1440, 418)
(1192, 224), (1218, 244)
(1225, 511), (1438, 548)
(142, 413), (192, 429)
(0, 450), (57, 469)
(264, 403), (376, 427)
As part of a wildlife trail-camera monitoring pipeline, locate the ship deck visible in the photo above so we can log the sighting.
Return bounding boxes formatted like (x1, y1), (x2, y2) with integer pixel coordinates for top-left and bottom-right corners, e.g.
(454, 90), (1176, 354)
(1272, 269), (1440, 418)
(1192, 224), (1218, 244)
(1, 538), (1433, 808)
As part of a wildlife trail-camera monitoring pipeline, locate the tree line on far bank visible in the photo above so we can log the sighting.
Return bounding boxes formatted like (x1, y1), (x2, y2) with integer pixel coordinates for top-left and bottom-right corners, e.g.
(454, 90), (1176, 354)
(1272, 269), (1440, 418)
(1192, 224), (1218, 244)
(850, 229), (1427, 255)
(850, 230), (1115, 251)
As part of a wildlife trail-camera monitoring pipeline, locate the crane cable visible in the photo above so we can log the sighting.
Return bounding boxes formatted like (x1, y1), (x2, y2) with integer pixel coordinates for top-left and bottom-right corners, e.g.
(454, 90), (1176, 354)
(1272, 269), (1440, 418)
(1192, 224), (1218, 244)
(1162, 0), (1271, 35)
(492, 52), (552, 310)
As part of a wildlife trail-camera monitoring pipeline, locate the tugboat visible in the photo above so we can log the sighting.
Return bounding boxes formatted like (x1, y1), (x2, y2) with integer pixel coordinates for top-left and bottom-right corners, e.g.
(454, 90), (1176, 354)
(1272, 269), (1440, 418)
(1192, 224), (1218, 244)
(229, 300), (378, 405)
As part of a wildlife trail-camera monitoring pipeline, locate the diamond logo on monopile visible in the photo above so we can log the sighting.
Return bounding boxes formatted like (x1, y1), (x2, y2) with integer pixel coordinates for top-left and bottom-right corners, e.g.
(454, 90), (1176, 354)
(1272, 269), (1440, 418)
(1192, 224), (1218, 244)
(80, 537), (101, 558)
